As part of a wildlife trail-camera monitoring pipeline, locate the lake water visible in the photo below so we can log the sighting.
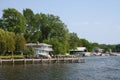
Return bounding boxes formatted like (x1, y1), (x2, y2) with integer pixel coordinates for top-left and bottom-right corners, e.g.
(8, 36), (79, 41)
(0, 56), (120, 80)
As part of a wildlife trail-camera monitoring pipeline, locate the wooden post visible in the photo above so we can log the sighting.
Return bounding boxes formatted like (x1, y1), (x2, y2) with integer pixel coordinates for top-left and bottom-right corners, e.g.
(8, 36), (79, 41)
(0, 59), (2, 65)
(72, 55), (73, 63)
(48, 58), (51, 63)
(55, 55), (57, 63)
(58, 55), (59, 63)
(24, 59), (26, 65)
(12, 59), (14, 64)
(32, 59), (34, 64)
(63, 57), (65, 63)
(41, 58), (43, 63)
(12, 51), (14, 59)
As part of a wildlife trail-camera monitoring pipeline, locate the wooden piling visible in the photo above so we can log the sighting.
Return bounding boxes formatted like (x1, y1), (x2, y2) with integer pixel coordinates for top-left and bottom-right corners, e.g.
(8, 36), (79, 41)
(0, 55), (85, 65)
(48, 58), (51, 63)
(32, 59), (34, 64)
(72, 55), (73, 63)
(0, 59), (2, 65)
(41, 58), (43, 63)
(24, 59), (26, 65)
(12, 59), (14, 64)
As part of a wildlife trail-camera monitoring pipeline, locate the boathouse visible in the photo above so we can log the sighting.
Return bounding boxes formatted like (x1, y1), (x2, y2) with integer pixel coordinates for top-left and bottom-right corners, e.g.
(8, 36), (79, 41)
(70, 47), (87, 56)
(26, 43), (53, 58)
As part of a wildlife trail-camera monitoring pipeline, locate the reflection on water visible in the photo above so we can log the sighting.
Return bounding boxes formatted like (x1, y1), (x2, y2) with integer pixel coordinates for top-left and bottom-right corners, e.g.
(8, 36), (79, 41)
(0, 56), (120, 80)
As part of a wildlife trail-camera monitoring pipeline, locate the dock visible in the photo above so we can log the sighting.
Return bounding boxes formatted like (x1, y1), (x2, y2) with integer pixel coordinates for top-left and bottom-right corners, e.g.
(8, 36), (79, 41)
(109, 52), (120, 56)
(0, 55), (85, 65)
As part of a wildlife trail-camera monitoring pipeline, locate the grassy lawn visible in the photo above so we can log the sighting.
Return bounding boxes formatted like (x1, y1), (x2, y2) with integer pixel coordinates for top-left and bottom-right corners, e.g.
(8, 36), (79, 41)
(0, 55), (24, 59)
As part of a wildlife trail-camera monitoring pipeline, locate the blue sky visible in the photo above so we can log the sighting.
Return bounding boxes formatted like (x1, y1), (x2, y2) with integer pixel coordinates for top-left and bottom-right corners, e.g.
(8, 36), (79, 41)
(0, 0), (120, 44)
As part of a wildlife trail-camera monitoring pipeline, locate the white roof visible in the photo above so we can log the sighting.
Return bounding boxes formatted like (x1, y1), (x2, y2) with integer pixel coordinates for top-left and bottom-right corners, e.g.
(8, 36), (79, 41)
(26, 43), (52, 47)
(70, 47), (87, 51)
(77, 47), (86, 51)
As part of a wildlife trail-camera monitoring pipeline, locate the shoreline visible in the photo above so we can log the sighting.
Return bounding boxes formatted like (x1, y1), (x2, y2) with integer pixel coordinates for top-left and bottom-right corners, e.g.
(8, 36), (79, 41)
(0, 55), (85, 65)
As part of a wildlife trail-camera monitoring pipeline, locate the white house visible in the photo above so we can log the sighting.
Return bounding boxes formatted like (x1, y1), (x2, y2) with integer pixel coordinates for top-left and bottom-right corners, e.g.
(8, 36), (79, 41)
(93, 47), (104, 56)
(26, 43), (53, 58)
(70, 47), (87, 56)
(76, 47), (87, 52)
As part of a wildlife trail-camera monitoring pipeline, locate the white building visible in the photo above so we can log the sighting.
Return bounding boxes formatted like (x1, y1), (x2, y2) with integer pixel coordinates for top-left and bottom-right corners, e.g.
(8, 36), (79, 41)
(26, 43), (53, 58)
(70, 47), (87, 56)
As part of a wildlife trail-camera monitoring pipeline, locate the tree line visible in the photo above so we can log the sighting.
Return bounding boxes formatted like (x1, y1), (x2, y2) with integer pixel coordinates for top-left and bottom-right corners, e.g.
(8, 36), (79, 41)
(0, 8), (120, 55)
(0, 29), (26, 55)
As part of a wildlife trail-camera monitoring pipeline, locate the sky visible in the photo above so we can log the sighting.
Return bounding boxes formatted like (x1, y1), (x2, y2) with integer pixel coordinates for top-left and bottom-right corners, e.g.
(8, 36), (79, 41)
(0, 0), (120, 44)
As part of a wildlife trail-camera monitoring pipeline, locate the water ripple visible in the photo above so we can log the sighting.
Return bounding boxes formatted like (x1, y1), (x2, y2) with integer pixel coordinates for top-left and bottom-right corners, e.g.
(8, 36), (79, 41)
(0, 56), (120, 80)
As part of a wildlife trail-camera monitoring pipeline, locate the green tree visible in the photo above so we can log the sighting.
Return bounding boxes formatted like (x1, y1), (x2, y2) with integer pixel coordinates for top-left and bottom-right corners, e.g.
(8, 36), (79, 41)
(35, 13), (70, 54)
(15, 34), (26, 51)
(115, 44), (120, 52)
(69, 32), (79, 50)
(23, 9), (39, 42)
(79, 39), (91, 51)
(2, 8), (26, 34)
(44, 38), (67, 54)
(0, 29), (6, 53)
(6, 31), (15, 52)
(0, 19), (4, 29)
(0, 29), (15, 55)
(25, 46), (35, 56)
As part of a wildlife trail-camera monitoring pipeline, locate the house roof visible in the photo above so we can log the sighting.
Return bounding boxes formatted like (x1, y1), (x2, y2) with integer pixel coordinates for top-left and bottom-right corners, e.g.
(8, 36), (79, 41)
(26, 43), (52, 47)
(77, 47), (86, 51)
(70, 47), (87, 51)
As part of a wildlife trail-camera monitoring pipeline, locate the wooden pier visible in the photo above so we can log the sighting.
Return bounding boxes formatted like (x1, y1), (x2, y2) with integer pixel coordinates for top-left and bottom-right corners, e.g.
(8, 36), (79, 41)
(0, 55), (85, 65)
